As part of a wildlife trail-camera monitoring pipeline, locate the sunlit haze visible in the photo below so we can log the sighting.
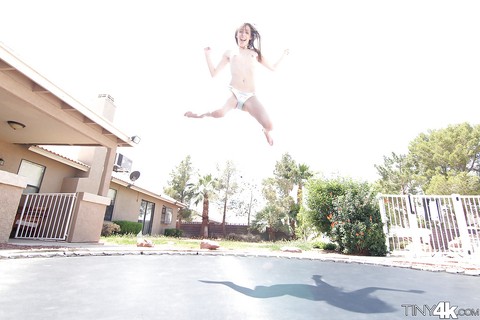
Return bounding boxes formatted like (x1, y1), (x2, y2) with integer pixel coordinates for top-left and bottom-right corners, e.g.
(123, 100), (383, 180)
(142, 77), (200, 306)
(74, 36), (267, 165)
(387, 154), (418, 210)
(2, 0), (479, 194)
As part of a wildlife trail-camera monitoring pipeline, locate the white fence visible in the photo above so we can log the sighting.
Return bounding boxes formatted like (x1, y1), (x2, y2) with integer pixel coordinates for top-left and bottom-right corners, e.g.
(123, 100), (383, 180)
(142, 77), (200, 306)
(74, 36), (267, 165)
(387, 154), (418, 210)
(377, 194), (480, 257)
(14, 193), (77, 241)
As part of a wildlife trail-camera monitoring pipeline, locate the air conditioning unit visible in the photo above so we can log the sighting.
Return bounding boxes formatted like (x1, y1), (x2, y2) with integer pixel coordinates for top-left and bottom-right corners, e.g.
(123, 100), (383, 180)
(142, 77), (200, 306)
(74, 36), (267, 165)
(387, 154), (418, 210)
(113, 153), (133, 172)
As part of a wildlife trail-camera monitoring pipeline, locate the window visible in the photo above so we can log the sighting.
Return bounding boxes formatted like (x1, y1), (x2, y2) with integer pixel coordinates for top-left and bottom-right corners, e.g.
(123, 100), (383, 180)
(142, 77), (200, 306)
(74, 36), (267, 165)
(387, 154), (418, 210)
(138, 200), (155, 235)
(18, 160), (46, 193)
(161, 206), (173, 224)
(104, 188), (117, 221)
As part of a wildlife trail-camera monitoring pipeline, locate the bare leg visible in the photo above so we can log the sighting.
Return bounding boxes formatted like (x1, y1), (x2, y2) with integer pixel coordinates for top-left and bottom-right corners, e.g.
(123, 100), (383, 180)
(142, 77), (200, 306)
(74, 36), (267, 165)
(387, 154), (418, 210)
(243, 97), (274, 146)
(185, 96), (237, 119)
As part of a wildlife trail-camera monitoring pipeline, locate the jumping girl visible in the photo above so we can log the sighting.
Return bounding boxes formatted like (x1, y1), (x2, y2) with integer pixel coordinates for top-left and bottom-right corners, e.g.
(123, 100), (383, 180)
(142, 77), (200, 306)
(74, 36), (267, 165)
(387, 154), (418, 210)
(184, 22), (289, 146)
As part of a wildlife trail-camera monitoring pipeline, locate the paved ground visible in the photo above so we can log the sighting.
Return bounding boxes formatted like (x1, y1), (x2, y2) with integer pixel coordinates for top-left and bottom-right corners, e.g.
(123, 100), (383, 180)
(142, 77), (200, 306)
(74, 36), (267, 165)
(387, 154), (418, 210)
(1, 240), (480, 319)
(2, 239), (480, 275)
(1, 247), (480, 320)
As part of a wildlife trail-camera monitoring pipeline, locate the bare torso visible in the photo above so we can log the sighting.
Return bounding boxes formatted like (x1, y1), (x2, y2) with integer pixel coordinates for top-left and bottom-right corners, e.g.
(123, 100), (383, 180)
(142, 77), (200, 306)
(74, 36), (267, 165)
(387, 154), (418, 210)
(228, 48), (258, 93)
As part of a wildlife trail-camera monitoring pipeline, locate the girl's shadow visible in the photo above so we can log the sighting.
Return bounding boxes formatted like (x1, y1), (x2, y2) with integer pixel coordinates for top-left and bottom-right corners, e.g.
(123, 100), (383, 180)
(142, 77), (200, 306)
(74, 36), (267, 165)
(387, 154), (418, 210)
(200, 275), (424, 314)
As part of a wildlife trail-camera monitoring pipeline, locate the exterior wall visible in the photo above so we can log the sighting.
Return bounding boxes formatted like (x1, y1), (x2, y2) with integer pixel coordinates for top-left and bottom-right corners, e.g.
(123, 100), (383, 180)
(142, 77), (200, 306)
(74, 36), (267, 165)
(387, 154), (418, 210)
(0, 141), (22, 174)
(0, 171), (27, 243)
(61, 146), (116, 197)
(110, 182), (178, 236)
(109, 185), (141, 221)
(0, 141), (80, 193)
(0, 142), (116, 197)
(67, 192), (110, 243)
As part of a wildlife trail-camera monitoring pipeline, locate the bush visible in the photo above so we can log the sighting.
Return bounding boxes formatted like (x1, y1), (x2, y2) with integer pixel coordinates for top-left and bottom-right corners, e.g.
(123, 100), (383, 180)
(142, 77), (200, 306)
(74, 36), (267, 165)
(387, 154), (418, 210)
(312, 241), (337, 251)
(102, 221), (121, 236)
(295, 206), (318, 241)
(331, 220), (386, 256)
(306, 178), (387, 256)
(330, 187), (387, 256)
(113, 220), (142, 235)
(164, 228), (183, 237)
(322, 242), (337, 251)
(227, 233), (262, 242)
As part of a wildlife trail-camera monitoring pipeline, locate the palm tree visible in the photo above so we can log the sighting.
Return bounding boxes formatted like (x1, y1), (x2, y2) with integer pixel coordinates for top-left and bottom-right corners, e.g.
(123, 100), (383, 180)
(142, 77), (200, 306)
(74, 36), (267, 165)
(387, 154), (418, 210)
(295, 163), (314, 207)
(289, 163), (313, 238)
(191, 174), (217, 238)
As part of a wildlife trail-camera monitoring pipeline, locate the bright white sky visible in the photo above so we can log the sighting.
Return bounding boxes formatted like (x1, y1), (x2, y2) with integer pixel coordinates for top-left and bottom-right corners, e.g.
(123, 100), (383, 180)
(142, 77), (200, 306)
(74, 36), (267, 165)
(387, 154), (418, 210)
(2, 0), (480, 194)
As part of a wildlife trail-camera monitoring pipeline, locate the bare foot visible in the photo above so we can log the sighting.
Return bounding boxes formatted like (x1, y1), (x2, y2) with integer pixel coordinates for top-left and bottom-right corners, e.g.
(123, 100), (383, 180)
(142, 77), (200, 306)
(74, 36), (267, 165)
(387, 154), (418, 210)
(184, 111), (205, 118)
(184, 111), (210, 118)
(263, 129), (274, 146)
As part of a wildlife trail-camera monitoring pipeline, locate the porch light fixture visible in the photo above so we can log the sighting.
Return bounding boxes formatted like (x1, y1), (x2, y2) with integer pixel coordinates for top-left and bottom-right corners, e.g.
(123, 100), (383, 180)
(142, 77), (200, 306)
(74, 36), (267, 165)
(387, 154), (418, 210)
(130, 135), (141, 144)
(7, 120), (26, 130)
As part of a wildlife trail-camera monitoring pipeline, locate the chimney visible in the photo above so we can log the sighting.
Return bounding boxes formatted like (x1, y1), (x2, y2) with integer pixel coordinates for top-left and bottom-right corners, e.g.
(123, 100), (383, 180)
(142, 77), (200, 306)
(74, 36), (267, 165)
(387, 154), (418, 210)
(96, 94), (116, 122)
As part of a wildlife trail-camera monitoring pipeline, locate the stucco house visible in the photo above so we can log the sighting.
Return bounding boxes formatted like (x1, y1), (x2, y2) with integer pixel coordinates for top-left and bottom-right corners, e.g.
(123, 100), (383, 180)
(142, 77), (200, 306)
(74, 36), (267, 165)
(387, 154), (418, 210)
(0, 42), (185, 243)
(107, 174), (186, 236)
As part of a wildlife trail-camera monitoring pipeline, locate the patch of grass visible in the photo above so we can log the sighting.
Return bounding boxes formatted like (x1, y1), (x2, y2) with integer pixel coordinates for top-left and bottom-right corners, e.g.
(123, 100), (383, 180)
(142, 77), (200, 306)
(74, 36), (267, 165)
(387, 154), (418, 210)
(100, 235), (317, 252)
(101, 234), (137, 245)
(101, 235), (200, 248)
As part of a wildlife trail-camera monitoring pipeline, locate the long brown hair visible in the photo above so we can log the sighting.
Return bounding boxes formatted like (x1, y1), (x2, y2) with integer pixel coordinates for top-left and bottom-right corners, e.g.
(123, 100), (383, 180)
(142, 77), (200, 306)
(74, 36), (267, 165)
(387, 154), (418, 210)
(235, 22), (262, 62)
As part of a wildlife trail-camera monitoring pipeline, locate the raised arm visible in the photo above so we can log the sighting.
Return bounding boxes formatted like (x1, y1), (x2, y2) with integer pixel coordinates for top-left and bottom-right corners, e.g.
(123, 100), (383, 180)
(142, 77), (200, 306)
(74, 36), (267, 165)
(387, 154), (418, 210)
(260, 49), (289, 71)
(204, 47), (230, 77)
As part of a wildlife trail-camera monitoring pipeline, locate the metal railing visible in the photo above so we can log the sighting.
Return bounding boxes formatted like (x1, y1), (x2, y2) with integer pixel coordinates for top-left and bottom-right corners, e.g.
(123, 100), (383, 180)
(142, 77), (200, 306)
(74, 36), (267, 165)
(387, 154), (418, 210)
(14, 193), (77, 241)
(378, 194), (480, 257)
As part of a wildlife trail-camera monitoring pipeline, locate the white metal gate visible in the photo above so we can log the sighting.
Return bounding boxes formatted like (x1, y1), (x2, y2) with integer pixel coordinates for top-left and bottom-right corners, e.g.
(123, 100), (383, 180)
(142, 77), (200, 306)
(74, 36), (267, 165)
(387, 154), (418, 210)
(14, 193), (77, 241)
(378, 194), (480, 257)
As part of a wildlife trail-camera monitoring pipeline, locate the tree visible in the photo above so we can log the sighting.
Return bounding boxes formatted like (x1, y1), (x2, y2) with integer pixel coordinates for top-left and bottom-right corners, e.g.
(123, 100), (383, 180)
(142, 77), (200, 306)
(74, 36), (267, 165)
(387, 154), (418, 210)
(272, 154), (314, 237)
(254, 204), (286, 241)
(374, 152), (421, 195)
(409, 123), (480, 177)
(215, 161), (240, 237)
(191, 174), (217, 238)
(163, 155), (196, 227)
(273, 153), (296, 196)
(295, 206), (318, 241)
(426, 172), (480, 195)
(235, 179), (260, 227)
(273, 153), (297, 236)
(252, 177), (290, 241)
(294, 163), (314, 206)
(407, 122), (480, 194)
(230, 177), (263, 233)
(290, 163), (314, 238)
(376, 123), (480, 195)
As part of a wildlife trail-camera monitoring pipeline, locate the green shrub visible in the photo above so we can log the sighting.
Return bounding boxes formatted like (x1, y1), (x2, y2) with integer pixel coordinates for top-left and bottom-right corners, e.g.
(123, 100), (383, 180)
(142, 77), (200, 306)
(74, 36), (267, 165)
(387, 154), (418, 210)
(311, 241), (337, 251)
(322, 242), (337, 251)
(306, 178), (387, 256)
(113, 220), (142, 235)
(164, 228), (183, 237)
(227, 233), (262, 242)
(312, 240), (323, 249)
(101, 221), (121, 236)
(330, 187), (387, 256)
